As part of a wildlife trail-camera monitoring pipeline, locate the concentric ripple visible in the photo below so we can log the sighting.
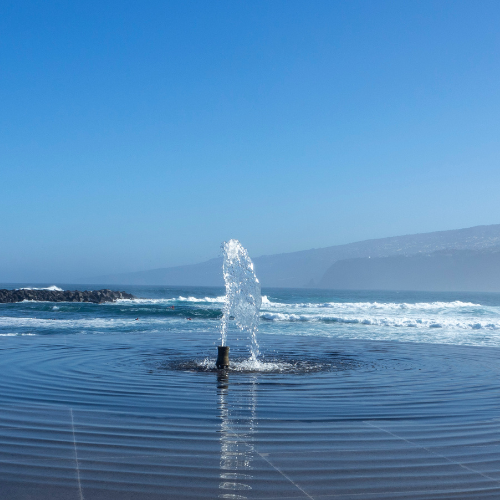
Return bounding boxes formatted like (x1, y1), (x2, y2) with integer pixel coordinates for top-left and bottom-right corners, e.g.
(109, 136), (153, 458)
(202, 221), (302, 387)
(1, 329), (500, 499)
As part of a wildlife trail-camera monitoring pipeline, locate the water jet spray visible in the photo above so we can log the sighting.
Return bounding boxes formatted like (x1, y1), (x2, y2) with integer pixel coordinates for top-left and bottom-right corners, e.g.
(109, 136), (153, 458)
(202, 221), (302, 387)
(218, 240), (262, 369)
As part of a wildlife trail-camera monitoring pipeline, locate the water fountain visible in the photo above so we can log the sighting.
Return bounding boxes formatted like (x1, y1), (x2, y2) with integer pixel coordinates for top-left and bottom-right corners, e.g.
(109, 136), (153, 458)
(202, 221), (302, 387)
(217, 240), (262, 369)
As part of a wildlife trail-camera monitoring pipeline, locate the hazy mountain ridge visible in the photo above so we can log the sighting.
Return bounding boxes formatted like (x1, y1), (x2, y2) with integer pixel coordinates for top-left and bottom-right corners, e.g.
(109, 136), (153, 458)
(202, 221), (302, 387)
(252, 224), (500, 287)
(85, 224), (500, 289)
(319, 246), (500, 292)
(90, 258), (224, 287)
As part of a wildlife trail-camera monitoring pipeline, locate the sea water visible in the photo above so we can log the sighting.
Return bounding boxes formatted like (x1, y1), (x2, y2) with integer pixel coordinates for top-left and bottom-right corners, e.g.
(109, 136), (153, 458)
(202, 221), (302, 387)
(3, 285), (500, 347)
(1, 284), (500, 499)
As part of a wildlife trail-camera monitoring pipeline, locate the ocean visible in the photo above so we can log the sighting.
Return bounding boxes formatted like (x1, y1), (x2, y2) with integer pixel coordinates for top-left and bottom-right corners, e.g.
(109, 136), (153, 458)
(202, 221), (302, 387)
(1, 285), (500, 499)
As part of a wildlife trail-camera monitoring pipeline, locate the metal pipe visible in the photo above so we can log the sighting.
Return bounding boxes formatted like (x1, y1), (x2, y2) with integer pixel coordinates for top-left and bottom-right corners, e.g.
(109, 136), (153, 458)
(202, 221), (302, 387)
(216, 346), (230, 369)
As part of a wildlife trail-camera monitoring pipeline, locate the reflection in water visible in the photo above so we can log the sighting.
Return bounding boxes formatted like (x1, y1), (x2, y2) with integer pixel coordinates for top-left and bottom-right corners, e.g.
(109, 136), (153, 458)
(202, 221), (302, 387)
(217, 371), (257, 499)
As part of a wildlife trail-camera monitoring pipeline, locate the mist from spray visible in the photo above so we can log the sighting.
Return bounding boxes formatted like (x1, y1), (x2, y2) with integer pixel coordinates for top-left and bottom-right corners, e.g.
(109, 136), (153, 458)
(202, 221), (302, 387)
(220, 239), (262, 360)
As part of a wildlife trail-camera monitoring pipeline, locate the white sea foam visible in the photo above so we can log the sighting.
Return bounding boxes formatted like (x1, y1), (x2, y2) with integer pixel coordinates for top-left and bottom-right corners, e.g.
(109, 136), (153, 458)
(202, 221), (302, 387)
(0, 316), (174, 330)
(0, 333), (39, 336)
(116, 296), (470, 313)
(176, 295), (226, 303)
(138, 294), (266, 304)
(18, 286), (64, 291)
(260, 311), (500, 330)
(113, 295), (227, 305)
(261, 300), (480, 311)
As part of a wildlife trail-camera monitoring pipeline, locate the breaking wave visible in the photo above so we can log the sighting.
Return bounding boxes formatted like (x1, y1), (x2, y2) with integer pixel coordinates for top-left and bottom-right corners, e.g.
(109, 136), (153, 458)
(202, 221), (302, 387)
(113, 297), (477, 313)
(113, 295), (227, 305)
(17, 286), (64, 291)
(260, 311), (500, 330)
(262, 300), (480, 311)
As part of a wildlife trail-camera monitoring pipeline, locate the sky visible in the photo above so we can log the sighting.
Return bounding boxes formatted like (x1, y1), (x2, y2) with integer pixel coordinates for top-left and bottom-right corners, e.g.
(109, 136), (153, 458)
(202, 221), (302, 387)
(1, 0), (500, 282)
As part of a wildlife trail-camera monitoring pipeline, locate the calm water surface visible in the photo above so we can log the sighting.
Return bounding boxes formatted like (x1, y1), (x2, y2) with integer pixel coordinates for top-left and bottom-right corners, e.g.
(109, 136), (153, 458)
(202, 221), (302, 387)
(1, 285), (500, 499)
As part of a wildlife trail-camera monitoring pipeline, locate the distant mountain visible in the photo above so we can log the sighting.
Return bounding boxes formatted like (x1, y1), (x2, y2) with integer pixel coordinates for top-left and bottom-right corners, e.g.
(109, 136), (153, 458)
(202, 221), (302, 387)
(319, 246), (500, 292)
(85, 224), (500, 288)
(90, 258), (224, 287)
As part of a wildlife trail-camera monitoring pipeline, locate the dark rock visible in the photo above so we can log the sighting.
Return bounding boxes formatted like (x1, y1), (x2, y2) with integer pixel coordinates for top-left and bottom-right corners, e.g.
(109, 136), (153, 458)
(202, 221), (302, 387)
(0, 288), (136, 304)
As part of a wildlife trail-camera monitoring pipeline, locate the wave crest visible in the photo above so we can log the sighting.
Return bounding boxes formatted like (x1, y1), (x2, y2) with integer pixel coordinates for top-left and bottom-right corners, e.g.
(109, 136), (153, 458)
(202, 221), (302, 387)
(262, 300), (480, 311)
(260, 312), (500, 330)
(17, 286), (64, 291)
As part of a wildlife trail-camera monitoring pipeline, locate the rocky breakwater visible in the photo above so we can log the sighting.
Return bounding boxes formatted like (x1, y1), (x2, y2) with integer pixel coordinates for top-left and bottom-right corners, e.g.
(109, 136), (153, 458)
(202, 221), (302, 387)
(0, 288), (136, 304)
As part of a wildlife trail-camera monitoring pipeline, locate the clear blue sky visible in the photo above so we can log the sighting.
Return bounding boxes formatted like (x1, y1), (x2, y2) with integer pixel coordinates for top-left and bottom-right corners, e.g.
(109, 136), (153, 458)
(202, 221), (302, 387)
(1, 0), (500, 282)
